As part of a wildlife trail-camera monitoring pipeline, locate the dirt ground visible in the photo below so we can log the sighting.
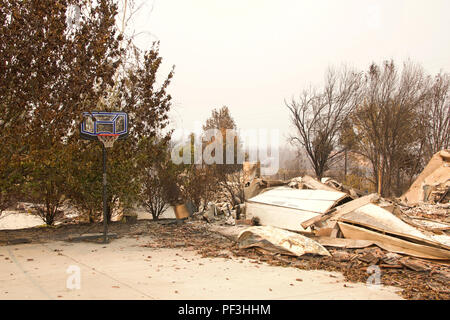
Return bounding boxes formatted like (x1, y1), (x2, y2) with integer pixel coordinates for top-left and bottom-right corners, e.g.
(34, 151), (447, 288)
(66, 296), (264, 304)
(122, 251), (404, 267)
(0, 219), (449, 299)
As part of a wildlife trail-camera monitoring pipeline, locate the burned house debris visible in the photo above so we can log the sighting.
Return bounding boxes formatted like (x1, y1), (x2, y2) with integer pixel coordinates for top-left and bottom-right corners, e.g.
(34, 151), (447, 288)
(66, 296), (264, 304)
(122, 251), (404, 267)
(239, 168), (450, 261)
(401, 150), (450, 205)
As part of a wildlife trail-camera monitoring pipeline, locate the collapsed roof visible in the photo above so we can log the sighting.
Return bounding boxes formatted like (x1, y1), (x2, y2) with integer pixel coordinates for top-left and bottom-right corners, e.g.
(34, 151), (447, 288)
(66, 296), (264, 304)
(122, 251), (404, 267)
(246, 187), (351, 232)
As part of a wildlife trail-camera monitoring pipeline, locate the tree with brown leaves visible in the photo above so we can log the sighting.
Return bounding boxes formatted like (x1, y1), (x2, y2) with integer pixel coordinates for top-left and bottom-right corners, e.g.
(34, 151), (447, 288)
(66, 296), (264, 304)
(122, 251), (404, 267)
(1, 0), (122, 224)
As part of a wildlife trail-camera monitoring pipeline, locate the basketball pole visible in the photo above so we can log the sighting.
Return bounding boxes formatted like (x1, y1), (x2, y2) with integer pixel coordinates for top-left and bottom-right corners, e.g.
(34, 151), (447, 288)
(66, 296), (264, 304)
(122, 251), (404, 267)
(80, 112), (128, 244)
(102, 143), (108, 243)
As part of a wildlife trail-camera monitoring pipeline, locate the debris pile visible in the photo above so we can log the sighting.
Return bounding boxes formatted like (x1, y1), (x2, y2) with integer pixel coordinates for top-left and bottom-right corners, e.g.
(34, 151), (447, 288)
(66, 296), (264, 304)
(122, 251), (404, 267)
(400, 149), (450, 205)
(238, 225), (330, 257)
(321, 177), (366, 198)
(240, 150), (450, 265)
(401, 203), (450, 223)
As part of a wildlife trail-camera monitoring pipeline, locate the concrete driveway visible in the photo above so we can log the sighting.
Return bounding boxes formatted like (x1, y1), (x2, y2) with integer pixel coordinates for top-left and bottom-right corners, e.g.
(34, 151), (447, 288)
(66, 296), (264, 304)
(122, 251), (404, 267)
(0, 236), (403, 300)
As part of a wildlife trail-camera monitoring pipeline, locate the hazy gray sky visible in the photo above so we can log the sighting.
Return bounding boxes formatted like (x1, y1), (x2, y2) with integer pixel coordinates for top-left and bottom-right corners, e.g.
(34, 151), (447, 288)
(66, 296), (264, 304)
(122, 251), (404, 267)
(131, 0), (450, 139)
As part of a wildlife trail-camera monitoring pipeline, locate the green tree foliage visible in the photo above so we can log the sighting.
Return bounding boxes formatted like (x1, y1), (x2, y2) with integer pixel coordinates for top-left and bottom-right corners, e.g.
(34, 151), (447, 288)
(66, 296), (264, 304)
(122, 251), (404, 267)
(1, 0), (122, 224)
(138, 139), (182, 220)
(65, 144), (103, 222)
(114, 43), (175, 221)
(202, 106), (244, 206)
(0, 1), (175, 224)
(67, 42), (175, 223)
(169, 133), (216, 213)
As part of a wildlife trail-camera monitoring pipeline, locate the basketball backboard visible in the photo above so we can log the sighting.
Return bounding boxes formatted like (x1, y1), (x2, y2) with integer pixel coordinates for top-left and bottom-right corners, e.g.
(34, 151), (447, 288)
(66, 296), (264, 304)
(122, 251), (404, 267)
(80, 111), (128, 141)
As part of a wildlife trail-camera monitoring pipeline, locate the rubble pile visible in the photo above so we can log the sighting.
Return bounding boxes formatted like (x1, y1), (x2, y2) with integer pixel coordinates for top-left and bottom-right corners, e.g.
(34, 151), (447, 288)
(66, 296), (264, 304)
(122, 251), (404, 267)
(426, 182), (450, 203)
(241, 150), (450, 254)
(243, 176), (450, 256)
(400, 149), (450, 205)
(179, 151), (449, 296)
(231, 150), (450, 298)
(321, 177), (366, 198)
(401, 203), (450, 222)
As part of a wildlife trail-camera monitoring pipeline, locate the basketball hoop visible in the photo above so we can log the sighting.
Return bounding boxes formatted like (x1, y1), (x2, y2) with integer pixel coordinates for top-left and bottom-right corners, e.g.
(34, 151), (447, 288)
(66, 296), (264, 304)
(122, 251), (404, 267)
(98, 134), (119, 148)
(79, 111), (129, 244)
